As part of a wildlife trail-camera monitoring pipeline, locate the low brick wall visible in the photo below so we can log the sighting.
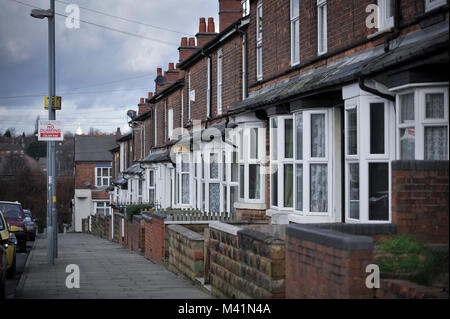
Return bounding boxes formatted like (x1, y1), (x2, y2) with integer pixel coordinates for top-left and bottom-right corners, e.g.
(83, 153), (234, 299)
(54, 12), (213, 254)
(149, 211), (167, 264)
(143, 215), (152, 260)
(128, 215), (145, 253)
(167, 225), (204, 281)
(236, 208), (269, 222)
(376, 279), (448, 299)
(286, 224), (374, 299)
(392, 160), (449, 243)
(113, 213), (123, 243)
(91, 215), (109, 238)
(209, 222), (286, 299)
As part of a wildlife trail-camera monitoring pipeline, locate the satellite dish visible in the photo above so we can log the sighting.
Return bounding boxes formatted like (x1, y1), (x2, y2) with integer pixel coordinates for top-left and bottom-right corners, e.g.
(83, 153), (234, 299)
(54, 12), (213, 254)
(127, 110), (137, 120)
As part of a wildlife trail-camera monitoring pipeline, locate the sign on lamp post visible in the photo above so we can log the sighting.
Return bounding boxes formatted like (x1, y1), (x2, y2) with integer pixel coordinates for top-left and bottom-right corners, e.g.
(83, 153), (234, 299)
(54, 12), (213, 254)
(38, 120), (64, 141)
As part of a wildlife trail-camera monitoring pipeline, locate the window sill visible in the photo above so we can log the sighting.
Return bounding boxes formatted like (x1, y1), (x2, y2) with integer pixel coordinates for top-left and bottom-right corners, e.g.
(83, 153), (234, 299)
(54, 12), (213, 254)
(234, 201), (266, 210)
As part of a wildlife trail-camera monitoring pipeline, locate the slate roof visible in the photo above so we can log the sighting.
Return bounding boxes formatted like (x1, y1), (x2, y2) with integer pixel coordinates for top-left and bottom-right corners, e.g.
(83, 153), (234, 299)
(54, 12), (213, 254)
(140, 149), (171, 164)
(74, 135), (117, 162)
(112, 176), (128, 186)
(123, 163), (145, 175)
(228, 21), (449, 115)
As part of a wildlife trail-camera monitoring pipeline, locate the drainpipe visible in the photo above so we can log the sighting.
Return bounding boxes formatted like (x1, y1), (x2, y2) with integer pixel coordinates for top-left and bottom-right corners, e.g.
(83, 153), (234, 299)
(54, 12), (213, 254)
(384, 0), (401, 52)
(358, 77), (395, 102)
(235, 25), (248, 99)
(201, 49), (213, 120)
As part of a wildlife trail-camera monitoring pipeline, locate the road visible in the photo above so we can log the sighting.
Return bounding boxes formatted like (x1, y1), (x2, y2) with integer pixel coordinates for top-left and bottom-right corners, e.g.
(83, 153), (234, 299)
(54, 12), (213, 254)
(5, 240), (32, 299)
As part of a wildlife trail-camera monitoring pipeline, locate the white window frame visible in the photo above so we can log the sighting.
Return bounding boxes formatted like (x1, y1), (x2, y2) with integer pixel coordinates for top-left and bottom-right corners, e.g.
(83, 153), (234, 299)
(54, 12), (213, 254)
(168, 107), (174, 139)
(95, 166), (111, 187)
(425, 0), (447, 12)
(217, 48), (223, 115)
(137, 178), (143, 203)
(148, 169), (155, 205)
(188, 72), (192, 120)
(377, 0), (394, 32)
(94, 201), (110, 216)
(256, 0), (263, 81)
(317, 0), (327, 55)
(238, 125), (266, 204)
(394, 85), (449, 160)
(242, 0), (250, 16)
(290, 0), (300, 66)
(270, 110), (333, 218)
(174, 152), (192, 207)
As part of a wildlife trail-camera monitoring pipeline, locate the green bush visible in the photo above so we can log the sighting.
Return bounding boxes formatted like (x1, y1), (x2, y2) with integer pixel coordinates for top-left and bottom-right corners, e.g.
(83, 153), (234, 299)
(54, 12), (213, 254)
(125, 204), (154, 221)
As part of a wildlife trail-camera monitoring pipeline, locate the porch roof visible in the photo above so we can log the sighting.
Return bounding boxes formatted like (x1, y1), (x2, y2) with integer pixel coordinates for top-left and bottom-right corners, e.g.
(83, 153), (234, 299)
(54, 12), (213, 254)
(122, 163), (145, 175)
(140, 149), (171, 164)
(112, 176), (127, 186)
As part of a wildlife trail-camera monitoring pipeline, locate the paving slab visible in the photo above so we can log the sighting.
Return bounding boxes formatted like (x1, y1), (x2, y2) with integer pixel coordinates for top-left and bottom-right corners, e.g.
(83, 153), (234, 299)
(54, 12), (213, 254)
(17, 233), (212, 299)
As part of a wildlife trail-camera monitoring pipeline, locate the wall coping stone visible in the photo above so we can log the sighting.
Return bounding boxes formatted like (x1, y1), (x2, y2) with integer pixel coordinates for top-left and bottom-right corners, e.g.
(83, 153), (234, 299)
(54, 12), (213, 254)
(392, 160), (449, 171)
(142, 214), (152, 223)
(238, 228), (284, 245)
(152, 211), (167, 220)
(287, 225), (374, 251)
(307, 223), (397, 236)
(209, 221), (242, 235)
(133, 214), (143, 222)
(114, 213), (124, 218)
(167, 224), (204, 241)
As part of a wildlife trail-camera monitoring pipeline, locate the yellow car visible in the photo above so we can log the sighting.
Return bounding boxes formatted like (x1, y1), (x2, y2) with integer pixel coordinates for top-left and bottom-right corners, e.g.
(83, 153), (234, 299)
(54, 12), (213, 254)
(0, 212), (18, 279)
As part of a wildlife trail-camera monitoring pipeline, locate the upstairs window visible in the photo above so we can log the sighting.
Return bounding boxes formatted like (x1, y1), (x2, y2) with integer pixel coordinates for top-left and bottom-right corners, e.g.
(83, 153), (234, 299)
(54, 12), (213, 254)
(148, 170), (155, 205)
(207, 57), (211, 117)
(95, 166), (111, 187)
(217, 48), (223, 115)
(168, 107), (174, 139)
(377, 0), (394, 31)
(242, 0), (250, 16)
(256, 0), (263, 81)
(317, 0), (327, 55)
(290, 0), (300, 65)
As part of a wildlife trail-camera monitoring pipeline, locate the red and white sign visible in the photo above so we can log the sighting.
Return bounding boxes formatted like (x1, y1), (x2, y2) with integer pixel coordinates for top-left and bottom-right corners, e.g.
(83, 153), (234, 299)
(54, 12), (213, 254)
(38, 120), (64, 141)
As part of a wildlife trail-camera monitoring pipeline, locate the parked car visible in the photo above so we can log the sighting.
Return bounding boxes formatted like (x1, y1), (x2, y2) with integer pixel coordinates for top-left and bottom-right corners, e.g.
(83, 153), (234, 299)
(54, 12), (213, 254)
(0, 212), (18, 279)
(23, 209), (37, 241)
(0, 238), (6, 299)
(0, 201), (27, 252)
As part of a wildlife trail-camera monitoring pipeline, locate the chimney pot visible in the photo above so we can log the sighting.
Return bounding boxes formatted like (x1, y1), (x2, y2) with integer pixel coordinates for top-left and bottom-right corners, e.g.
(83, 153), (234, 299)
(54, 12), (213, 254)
(140, 97), (145, 104)
(168, 63), (174, 71)
(180, 37), (188, 47)
(199, 17), (206, 33)
(157, 68), (162, 76)
(207, 17), (215, 33)
(188, 37), (196, 47)
(148, 92), (153, 99)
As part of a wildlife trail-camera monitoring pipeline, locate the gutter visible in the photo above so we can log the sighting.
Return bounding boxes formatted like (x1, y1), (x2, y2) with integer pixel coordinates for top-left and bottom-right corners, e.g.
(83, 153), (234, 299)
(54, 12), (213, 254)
(358, 77), (395, 102)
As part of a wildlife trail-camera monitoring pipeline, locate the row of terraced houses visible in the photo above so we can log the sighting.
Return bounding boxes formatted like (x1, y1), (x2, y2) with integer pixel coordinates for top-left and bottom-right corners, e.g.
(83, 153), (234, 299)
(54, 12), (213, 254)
(74, 0), (448, 247)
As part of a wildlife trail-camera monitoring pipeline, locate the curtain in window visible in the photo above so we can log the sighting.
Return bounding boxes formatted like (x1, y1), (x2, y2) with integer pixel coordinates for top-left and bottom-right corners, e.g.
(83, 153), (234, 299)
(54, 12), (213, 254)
(209, 183), (220, 212)
(349, 163), (359, 219)
(347, 109), (357, 155)
(249, 164), (260, 199)
(310, 164), (327, 212)
(182, 174), (190, 204)
(426, 93), (444, 118)
(210, 154), (218, 179)
(311, 114), (325, 157)
(400, 93), (414, 123)
(295, 113), (303, 160)
(295, 164), (303, 211)
(425, 127), (448, 160)
(285, 119), (293, 158)
(400, 128), (415, 160)
(284, 164), (293, 207)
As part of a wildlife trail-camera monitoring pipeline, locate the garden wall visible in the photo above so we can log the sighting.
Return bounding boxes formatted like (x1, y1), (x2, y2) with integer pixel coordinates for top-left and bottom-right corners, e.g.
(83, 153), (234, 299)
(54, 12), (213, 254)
(209, 222), (285, 299)
(392, 160), (449, 243)
(167, 224), (205, 281)
(285, 224), (374, 299)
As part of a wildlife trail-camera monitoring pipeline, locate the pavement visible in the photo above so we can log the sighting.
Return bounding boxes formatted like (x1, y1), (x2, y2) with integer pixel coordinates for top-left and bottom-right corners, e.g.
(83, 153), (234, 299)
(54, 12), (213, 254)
(16, 233), (212, 299)
(5, 241), (32, 299)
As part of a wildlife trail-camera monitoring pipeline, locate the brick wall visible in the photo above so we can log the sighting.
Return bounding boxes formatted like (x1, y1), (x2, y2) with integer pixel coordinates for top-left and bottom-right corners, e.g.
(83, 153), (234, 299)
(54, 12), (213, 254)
(167, 224), (205, 281)
(75, 162), (96, 189)
(148, 211), (167, 264)
(392, 161), (449, 243)
(236, 208), (269, 222)
(128, 215), (145, 252)
(210, 222), (285, 299)
(375, 279), (448, 299)
(144, 215), (152, 260)
(285, 224), (373, 299)
(113, 212), (123, 243)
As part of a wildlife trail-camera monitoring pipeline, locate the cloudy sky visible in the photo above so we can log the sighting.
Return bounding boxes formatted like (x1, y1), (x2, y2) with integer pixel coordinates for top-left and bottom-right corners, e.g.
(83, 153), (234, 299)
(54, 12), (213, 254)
(0, 0), (218, 136)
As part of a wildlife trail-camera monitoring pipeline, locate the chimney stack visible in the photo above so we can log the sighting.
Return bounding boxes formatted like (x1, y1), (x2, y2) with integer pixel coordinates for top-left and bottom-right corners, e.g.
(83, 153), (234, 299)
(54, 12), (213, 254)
(219, 0), (241, 32)
(138, 97), (150, 115)
(196, 17), (217, 47)
(157, 68), (162, 77)
(178, 36), (198, 63)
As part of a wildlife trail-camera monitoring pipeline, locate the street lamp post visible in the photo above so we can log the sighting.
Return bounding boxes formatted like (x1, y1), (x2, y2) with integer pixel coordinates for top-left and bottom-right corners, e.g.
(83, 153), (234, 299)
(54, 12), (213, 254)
(31, 0), (57, 264)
